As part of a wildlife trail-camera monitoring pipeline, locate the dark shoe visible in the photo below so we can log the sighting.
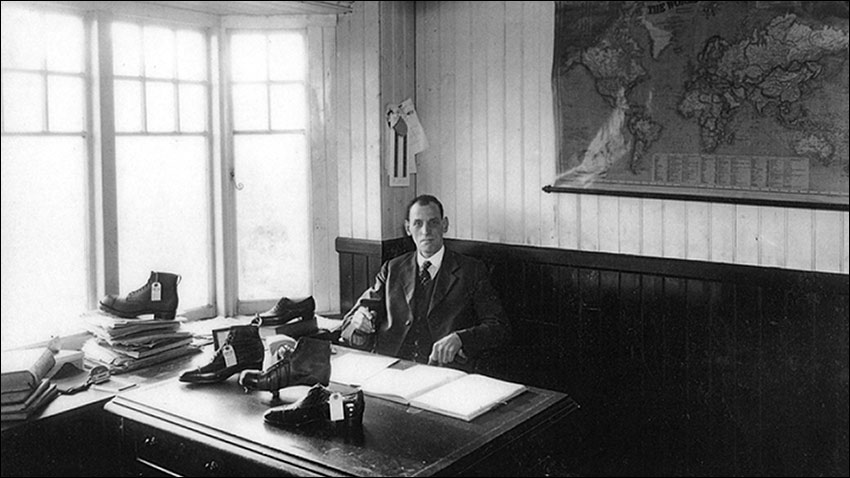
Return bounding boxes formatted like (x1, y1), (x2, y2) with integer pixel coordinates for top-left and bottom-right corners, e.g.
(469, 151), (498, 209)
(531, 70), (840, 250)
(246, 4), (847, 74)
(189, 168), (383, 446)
(263, 384), (364, 428)
(99, 271), (180, 319)
(179, 323), (264, 384)
(238, 337), (331, 399)
(258, 296), (315, 326)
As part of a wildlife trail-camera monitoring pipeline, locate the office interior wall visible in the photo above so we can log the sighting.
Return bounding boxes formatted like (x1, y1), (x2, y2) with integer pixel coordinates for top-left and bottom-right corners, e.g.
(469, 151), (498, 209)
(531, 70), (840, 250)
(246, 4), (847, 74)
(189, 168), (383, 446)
(412, 1), (849, 274)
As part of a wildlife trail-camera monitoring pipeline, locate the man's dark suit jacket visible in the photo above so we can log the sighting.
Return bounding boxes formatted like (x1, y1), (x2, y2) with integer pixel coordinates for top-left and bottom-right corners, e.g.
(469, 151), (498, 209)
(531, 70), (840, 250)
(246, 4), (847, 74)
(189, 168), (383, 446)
(342, 248), (510, 361)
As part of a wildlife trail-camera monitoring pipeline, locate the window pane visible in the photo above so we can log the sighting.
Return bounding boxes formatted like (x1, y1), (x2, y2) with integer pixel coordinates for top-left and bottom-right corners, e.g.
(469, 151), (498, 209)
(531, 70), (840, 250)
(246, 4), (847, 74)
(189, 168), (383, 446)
(146, 81), (176, 132)
(2, 73), (44, 132)
(268, 32), (305, 81)
(114, 79), (143, 132)
(46, 12), (84, 73)
(234, 134), (311, 300)
(48, 75), (85, 132)
(116, 136), (211, 312)
(177, 30), (206, 81)
(230, 33), (266, 82)
(112, 22), (141, 77)
(232, 84), (268, 131)
(144, 26), (175, 79)
(179, 83), (206, 132)
(270, 83), (306, 130)
(1, 7), (43, 70)
(1, 137), (87, 350)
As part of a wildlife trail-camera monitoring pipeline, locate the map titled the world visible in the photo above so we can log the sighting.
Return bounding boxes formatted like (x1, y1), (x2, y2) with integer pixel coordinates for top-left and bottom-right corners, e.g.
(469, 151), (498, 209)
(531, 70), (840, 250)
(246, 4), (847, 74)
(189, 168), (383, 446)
(551, 1), (849, 206)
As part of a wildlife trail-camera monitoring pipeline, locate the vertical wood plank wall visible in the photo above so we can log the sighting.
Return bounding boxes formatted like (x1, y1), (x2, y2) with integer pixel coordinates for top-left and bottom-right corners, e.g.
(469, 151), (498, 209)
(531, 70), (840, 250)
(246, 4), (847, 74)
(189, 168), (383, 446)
(412, 1), (849, 274)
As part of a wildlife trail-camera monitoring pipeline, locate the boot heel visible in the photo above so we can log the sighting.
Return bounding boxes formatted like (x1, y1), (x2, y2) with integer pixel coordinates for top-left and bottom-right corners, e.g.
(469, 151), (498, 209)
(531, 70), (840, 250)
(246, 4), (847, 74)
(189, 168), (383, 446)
(155, 310), (176, 320)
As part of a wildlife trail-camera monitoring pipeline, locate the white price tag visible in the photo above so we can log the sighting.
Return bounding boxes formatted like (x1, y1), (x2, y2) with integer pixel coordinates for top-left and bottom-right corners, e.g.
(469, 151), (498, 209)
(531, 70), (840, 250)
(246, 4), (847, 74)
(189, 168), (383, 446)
(329, 392), (344, 421)
(222, 344), (238, 368)
(151, 282), (162, 302)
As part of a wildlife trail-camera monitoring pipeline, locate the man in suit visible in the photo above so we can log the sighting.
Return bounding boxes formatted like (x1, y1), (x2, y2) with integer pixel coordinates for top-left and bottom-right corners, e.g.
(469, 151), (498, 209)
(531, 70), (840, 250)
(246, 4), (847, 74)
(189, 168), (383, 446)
(341, 195), (509, 368)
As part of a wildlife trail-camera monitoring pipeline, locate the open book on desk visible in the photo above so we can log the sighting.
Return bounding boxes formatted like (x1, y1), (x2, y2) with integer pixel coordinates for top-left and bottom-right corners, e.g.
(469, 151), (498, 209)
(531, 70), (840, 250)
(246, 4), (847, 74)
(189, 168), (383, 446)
(361, 364), (528, 421)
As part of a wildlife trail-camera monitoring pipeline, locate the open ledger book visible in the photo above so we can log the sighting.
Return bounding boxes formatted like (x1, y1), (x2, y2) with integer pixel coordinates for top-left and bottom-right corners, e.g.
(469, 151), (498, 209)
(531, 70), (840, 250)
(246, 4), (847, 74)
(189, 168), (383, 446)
(361, 364), (527, 421)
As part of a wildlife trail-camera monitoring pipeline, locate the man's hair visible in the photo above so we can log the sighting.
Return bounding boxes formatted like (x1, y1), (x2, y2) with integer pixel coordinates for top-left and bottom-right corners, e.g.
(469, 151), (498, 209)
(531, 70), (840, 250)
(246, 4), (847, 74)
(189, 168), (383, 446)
(406, 194), (444, 219)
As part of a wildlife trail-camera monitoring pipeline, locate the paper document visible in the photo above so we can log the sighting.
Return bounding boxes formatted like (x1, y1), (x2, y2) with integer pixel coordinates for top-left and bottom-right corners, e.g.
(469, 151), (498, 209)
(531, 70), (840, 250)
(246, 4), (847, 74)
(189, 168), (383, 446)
(330, 352), (399, 386)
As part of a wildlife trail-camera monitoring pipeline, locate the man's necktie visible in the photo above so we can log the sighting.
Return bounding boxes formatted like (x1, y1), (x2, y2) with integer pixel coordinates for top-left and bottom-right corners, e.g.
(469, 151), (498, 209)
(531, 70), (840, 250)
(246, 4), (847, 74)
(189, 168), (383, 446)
(419, 261), (432, 287)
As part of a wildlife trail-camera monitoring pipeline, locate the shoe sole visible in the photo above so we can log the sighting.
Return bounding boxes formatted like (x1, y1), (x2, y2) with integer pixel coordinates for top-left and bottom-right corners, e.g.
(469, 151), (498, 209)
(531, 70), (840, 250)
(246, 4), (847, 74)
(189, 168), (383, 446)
(99, 303), (176, 320)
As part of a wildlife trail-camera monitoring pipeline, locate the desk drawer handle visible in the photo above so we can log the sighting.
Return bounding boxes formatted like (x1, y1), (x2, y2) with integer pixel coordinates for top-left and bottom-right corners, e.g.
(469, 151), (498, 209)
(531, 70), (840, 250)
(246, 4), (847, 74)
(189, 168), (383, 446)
(205, 460), (220, 472)
(143, 436), (158, 447)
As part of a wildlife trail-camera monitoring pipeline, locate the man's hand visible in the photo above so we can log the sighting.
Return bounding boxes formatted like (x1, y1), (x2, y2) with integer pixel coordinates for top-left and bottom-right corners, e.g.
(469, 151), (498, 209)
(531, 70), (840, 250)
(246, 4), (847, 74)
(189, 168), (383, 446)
(350, 306), (375, 333)
(429, 333), (463, 365)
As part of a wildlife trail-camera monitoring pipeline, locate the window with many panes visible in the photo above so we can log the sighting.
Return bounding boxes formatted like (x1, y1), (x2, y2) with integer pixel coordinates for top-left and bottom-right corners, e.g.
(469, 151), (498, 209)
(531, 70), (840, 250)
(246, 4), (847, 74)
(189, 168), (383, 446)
(0, 3), (328, 351)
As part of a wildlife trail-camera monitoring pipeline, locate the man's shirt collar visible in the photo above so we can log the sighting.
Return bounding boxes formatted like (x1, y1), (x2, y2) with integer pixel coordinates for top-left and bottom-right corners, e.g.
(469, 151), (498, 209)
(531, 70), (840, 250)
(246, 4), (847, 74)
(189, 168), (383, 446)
(417, 245), (445, 276)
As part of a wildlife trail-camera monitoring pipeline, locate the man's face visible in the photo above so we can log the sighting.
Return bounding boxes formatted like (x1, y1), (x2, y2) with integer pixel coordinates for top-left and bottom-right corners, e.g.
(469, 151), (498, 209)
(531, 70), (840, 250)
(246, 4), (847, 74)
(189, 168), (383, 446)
(405, 202), (448, 258)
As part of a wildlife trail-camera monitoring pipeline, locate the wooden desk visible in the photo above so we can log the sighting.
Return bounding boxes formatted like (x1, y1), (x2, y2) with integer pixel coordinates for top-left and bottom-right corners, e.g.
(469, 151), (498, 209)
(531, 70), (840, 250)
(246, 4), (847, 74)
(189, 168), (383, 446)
(105, 352), (580, 476)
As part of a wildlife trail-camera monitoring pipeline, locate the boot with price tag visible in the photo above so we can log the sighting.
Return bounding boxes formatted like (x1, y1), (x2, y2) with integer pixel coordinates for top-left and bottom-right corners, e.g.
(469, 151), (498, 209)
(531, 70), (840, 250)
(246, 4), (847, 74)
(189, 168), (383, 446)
(99, 271), (180, 319)
(179, 321), (264, 384)
(264, 384), (365, 429)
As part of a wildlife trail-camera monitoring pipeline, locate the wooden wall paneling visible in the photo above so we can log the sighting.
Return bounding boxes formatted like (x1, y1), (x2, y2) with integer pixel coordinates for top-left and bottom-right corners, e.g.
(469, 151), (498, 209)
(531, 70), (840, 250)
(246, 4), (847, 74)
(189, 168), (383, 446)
(662, 277), (687, 474)
(486, 2), (505, 243)
(711, 203), (736, 264)
(521, 1), (541, 246)
(557, 193), (579, 250)
(470, 1), (489, 240)
(439, 2), (456, 229)
(642, 198), (663, 257)
(814, 209), (842, 273)
(338, 252), (355, 312)
(685, 201), (710, 261)
(663, 200), (686, 259)
(337, 13), (352, 238)
(709, 281), (738, 476)
(759, 206), (786, 268)
(760, 285), (794, 477)
(420, 2), (440, 199)
(538, 0), (557, 248)
(364, 1), (381, 240)
(843, 212), (849, 273)
(598, 270), (626, 412)
(322, 25), (339, 311)
(504, 1), (524, 245)
(736, 205), (760, 266)
(579, 195), (600, 251)
(597, 196), (619, 253)
(786, 208), (813, 270)
(684, 278), (712, 475)
(557, 265), (581, 369)
(733, 284), (762, 476)
(618, 197), (641, 255)
(351, 253), (369, 308)
(308, 25), (331, 311)
(453, 1), (473, 240)
(349, 5), (367, 238)
(638, 274), (664, 470)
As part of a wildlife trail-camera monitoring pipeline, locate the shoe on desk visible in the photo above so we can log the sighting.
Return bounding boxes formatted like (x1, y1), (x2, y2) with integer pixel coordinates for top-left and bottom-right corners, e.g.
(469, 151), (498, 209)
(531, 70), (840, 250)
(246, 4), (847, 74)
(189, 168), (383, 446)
(264, 384), (364, 429)
(257, 296), (315, 326)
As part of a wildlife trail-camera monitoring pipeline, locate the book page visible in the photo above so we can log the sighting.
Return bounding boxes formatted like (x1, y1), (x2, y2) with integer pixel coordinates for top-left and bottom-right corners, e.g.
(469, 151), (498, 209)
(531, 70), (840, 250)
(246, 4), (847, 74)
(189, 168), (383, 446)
(410, 374), (527, 421)
(361, 365), (467, 404)
(330, 352), (399, 386)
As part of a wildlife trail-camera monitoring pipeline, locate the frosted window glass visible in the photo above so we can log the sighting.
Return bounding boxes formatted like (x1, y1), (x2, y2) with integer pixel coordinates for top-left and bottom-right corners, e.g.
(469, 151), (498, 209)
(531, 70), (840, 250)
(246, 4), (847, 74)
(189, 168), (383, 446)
(46, 12), (84, 73)
(2, 73), (44, 132)
(0, 7), (43, 70)
(232, 84), (268, 131)
(114, 79), (143, 132)
(1, 137), (87, 350)
(270, 83), (307, 130)
(144, 25), (174, 79)
(268, 32), (305, 81)
(48, 75), (85, 132)
(146, 81), (176, 132)
(179, 84), (206, 132)
(116, 136), (210, 311)
(230, 34), (267, 81)
(112, 22), (141, 77)
(177, 30), (206, 81)
(234, 134), (311, 300)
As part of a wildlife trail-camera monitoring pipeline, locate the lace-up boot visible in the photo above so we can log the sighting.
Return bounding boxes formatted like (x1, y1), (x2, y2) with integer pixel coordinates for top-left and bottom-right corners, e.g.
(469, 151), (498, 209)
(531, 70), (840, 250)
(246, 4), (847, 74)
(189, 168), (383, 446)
(99, 271), (180, 319)
(263, 384), (365, 429)
(179, 322), (264, 384)
(238, 337), (331, 400)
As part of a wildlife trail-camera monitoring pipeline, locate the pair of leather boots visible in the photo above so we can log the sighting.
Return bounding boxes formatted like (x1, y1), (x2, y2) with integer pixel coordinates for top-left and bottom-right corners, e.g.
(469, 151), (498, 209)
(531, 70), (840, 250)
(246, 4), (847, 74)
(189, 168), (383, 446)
(99, 271), (180, 320)
(178, 322), (364, 429)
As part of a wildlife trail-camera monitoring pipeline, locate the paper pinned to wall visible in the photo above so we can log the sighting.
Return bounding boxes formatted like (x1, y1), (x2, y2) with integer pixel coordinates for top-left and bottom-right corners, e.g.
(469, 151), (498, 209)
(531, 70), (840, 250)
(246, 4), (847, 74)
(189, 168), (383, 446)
(386, 99), (427, 187)
(398, 98), (427, 158)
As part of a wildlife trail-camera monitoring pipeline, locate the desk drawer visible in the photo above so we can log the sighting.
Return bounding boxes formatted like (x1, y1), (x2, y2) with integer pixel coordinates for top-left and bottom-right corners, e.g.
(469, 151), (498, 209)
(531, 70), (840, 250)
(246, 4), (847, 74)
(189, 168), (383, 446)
(124, 420), (283, 477)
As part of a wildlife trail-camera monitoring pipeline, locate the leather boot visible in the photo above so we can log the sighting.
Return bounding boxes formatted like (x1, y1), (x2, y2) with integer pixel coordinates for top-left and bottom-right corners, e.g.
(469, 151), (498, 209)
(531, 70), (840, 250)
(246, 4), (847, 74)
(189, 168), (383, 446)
(99, 271), (180, 319)
(263, 384), (365, 429)
(238, 337), (331, 400)
(179, 323), (264, 384)
(257, 296), (315, 326)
